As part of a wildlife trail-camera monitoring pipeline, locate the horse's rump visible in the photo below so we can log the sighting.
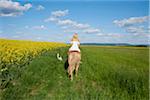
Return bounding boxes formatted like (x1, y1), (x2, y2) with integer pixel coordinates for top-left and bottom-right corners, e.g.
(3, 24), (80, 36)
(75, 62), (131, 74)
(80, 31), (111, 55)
(68, 52), (81, 65)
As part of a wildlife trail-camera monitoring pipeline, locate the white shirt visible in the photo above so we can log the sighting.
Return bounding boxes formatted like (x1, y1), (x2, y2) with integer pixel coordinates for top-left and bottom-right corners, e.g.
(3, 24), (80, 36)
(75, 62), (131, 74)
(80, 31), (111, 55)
(69, 41), (80, 52)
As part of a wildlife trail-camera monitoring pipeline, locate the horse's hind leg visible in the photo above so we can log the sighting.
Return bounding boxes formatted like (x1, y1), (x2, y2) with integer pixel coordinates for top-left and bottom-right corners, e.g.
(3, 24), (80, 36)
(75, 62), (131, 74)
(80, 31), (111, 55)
(68, 64), (74, 80)
(75, 62), (80, 77)
(68, 54), (72, 80)
(75, 53), (81, 77)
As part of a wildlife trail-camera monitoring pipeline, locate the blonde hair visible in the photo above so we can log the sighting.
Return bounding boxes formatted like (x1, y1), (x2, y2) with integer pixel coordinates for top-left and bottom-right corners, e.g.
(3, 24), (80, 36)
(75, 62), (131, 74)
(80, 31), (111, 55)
(71, 33), (79, 41)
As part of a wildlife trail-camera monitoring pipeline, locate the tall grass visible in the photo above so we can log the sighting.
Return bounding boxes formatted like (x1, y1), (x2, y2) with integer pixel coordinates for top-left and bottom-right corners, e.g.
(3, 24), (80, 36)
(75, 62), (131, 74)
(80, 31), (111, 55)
(1, 46), (149, 100)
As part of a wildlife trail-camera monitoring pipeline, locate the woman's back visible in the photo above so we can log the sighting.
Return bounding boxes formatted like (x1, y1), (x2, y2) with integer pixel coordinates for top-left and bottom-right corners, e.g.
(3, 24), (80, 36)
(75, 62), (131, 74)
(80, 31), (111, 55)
(69, 41), (80, 52)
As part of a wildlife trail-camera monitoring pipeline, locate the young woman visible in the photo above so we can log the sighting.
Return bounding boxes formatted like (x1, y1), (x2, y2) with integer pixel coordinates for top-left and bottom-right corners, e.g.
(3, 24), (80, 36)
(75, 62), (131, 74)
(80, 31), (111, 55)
(69, 33), (80, 53)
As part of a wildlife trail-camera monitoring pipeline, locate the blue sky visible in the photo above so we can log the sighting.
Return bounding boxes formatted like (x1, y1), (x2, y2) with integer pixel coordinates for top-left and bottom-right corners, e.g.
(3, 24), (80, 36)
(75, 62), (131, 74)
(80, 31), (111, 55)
(0, 0), (149, 44)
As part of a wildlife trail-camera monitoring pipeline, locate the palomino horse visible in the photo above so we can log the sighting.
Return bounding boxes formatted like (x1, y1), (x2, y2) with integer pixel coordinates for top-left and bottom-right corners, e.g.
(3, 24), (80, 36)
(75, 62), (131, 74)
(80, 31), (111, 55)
(68, 51), (81, 80)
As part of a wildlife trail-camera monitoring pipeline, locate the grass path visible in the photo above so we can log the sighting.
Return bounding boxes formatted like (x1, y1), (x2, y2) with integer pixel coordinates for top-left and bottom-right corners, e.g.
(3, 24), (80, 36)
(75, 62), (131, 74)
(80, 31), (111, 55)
(2, 46), (149, 100)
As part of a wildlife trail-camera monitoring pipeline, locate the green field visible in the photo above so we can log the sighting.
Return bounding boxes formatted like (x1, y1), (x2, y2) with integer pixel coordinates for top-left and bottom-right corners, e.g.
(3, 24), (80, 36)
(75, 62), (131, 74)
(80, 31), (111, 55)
(1, 46), (149, 100)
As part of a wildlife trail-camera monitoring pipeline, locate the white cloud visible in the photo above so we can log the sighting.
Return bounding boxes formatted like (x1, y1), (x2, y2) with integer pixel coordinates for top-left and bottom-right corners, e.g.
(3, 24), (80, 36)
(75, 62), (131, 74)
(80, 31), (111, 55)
(113, 16), (149, 27)
(113, 16), (149, 36)
(57, 19), (90, 29)
(51, 9), (68, 17)
(83, 28), (101, 33)
(44, 10), (69, 22)
(0, 0), (32, 17)
(97, 33), (122, 37)
(32, 25), (47, 30)
(57, 19), (76, 25)
(73, 23), (90, 29)
(96, 32), (149, 44)
(126, 26), (146, 34)
(45, 9), (101, 34)
(36, 5), (45, 11)
(63, 29), (77, 33)
(44, 17), (59, 22)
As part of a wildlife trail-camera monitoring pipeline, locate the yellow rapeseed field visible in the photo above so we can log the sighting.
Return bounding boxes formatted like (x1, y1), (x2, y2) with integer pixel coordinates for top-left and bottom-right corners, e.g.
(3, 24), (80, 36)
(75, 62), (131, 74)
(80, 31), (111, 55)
(0, 39), (67, 71)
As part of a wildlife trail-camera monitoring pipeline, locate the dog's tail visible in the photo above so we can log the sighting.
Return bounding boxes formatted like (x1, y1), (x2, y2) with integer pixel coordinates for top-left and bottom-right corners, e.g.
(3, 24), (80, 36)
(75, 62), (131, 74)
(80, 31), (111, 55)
(57, 53), (63, 61)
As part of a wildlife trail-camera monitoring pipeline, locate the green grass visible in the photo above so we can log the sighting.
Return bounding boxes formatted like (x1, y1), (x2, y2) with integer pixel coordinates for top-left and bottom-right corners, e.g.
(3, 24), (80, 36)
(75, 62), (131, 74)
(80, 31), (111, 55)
(1, 46), (149, 100)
